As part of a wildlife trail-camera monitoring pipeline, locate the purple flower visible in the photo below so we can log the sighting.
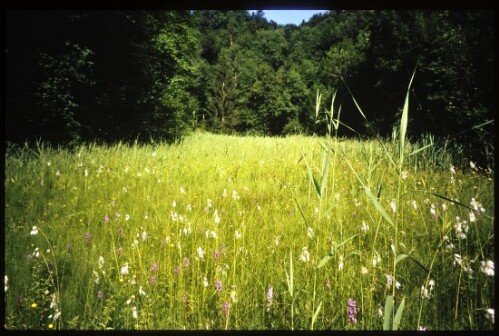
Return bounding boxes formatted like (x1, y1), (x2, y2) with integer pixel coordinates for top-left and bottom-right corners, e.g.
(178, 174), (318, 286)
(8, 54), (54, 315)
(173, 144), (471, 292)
(104, 215), (110, 223)
(174, 266), (180, 276)
(152, 261), (158, 273)
(348, 298), (357, 324)
(183, 257), (190, 268)
(222, 301), (229, 317)
(84, 232), (91, 241)
(150, 275), (157, 287)
(214, 250), (220, 260)
(117, 227), (123, 236)
(97, 290), (104, 299)
(215, 280), (222, 293)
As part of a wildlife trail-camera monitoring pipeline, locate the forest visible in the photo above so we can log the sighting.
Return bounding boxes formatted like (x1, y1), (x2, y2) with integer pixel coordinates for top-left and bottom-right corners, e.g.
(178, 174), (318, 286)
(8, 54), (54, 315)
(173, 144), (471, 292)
(5, 10), (495, 167)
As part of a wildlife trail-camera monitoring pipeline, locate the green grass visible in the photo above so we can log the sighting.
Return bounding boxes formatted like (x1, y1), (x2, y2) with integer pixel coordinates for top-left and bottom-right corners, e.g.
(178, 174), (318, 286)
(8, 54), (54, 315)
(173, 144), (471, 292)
(4, 131), (494, 330)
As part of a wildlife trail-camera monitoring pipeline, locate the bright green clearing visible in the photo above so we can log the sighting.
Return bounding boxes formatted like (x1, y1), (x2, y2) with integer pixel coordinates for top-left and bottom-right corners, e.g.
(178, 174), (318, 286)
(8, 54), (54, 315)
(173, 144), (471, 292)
(4, 131), (494, 330)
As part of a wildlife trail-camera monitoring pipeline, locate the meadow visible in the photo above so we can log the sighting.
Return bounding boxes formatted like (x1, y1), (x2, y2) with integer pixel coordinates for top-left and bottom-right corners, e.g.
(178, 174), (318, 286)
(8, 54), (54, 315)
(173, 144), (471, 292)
(4, 129), (494, 330)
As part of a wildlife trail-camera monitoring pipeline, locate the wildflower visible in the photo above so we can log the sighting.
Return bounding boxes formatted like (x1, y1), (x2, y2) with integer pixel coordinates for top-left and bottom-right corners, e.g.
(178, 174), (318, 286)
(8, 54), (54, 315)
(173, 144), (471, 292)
(418, 326), (426, 331)
(4, 275), (8, 292)
(390, 199), (397, 213)
(307, 227), (314, 239)
(126, 295), (135, 305)
(131, 240), (139, 248)
(222, 189), (227, 198)
(299, 246), (310, 263)
(139, 286), (146, 296)
(214, 209), (221, 224)
(97, 290), (104, 300)
(235, 230), (242, 240)
(222, 301), (229, 317)
(232, 190), (240, 200)
(30, 226), (39, 235)
(180, 186), (185, 194)
(411, 200), (418, 210)
(202, 277), (208, 287)
(274, 236), (281, 246)
(48, 323), (54, 329)
(115, 212), (121, 219)
(98, 256), (105, 269)
(104, 215), (109, 223)
(361, 266), (368, 275)
(485, 308), (495, 324)
(152, 261), (158, 273)
(361, 221), (369, 233)
(174, 266), (180, 275)
(141, 231), (147, 241)
(266, 285), (274, 311)
(31, 303), (37, 308)
(469, 211), (476, 223)
(348, 298), (357, 324)
(401, 170), (408, 180)
(338, 255), (344, 271)
(84, 232), (91, 241)
(470, 161), (476, 169)
(84, 169), (89, 177)
(120, 263), (129, 275)
(470, 198), (486, 213)
(152, 151), (157, 157)
(197, 247), (205, 259)
(150, 275), (157, 286)
(125, 214), (130, 221)
(215, 280), (222, 293)
(214, 250), (220, 260)
(372, 253), (381, 267)
(132, 306), (138, 319)
(480, 260), (494, 276)
(450, 165), (456, 174)
(183, 257), (190, 268)
(32, 247), (40, 258)
(230, 287), (237, 303)
(172, 200), (176, 208)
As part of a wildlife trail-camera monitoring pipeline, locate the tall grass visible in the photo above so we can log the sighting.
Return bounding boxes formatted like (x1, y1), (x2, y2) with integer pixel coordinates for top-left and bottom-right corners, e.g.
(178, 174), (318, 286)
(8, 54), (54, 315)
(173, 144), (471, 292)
(4, 90), (494, 330)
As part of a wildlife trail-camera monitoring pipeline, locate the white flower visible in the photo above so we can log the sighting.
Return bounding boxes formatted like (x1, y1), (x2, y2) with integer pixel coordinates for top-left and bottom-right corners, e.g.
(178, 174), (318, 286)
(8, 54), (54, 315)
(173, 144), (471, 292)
(197, 247), (205, 259)
(98, 256), (105, 269)
(132, 306), (138, 319)
(180, 186), (185, 194)
(84, 169), (89, 177)
(30, 226), (39, 235)
(214, 209), (221, 224)
(125, 214), (130, 221)
(361, 266), (368, 274)
(485, 308), (495, 324)
(202, 277), (208, 287)
(401, 170), (408, 180)
(372, 253), (381, 267)
(222, 189), (227, 198)
(230, 288), (238, 303)
(232, 190), (240, 200)
(411, 200), (418, 210)
(338, 255), (344, 270)
(126, 295), (135, 305)
(141, 231), (148, 241)
(469, 211), (476, 223)
(139, 286), (146, 296)
(480, 260), (494, 276)
(453, 254), (462, 266)
(307, 227), (314, 239)
(172, 200), (176, 208)
(33, 247), (40, 258)
(299, 246), (310, 263)
(186, 204), (192, 212)
(121, 263), (129, 275)
(361, 221), (369, 233)
(421, 285), (429, 299)
(390, 199), (397, 213)
(4, 275), (8, 292)
(274, 236), (280, 246)
(183, 226), (191, 236)
(55, 170), (61, 176)
(450, 165), (456, 174)
(235, 230), (242, 240)
(470, 161), (476, 169)
(152, 151), (157, 157)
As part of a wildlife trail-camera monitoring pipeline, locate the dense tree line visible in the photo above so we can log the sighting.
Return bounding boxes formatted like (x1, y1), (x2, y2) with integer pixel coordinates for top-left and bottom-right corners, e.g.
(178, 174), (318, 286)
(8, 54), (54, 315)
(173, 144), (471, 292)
(5, 10), (494, 166)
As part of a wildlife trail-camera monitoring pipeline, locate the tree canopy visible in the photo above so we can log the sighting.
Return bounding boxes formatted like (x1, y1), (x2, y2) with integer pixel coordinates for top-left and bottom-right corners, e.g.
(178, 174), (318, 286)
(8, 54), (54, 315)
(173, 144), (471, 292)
(5, 10), (494, 166)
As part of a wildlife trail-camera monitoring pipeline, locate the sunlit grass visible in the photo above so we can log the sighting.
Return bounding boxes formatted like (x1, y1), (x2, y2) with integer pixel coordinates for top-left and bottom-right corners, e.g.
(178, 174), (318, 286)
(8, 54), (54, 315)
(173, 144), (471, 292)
(4, 130), (494, 330)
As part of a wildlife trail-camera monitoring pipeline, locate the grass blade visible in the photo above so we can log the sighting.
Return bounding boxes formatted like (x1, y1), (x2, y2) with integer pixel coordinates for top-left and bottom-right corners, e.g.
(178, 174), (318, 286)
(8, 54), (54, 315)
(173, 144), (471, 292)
(393, 297), (406, 331)
(311, 300), (323, 330)
(383, 295), (394, 330)
(365, 187), (395, 228)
